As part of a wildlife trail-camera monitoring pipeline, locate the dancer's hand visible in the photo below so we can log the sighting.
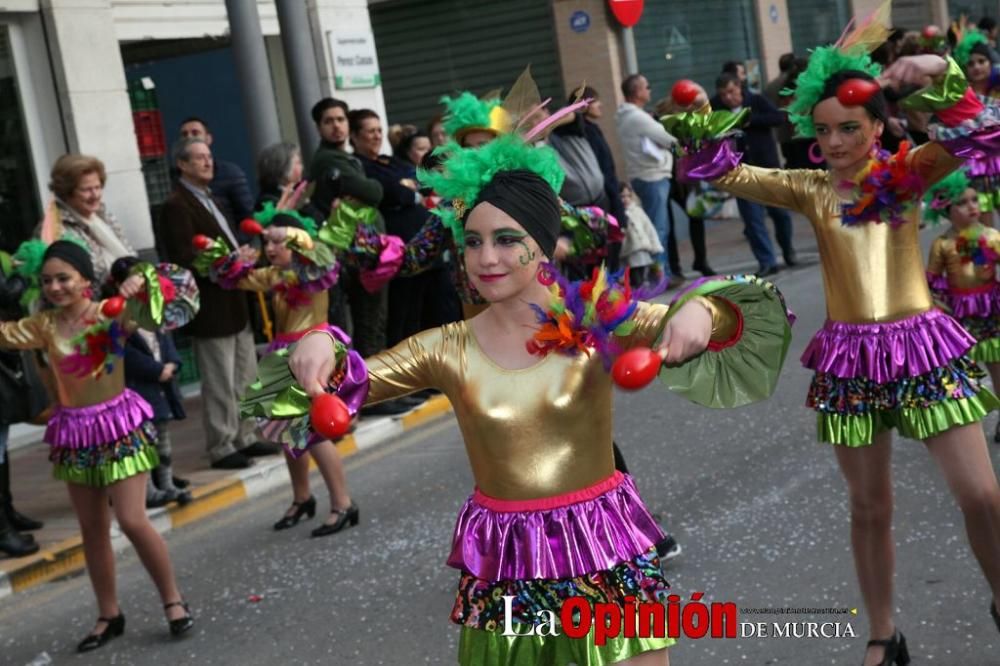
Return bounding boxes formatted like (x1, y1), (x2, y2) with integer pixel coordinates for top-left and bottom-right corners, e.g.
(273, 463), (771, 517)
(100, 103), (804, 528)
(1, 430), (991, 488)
(236, 244), (259, 264)
(878, 54), (948, 90)
(289, 332), (338, 397)
(658, 300), (712, 364)
(118, 274), (144, 299)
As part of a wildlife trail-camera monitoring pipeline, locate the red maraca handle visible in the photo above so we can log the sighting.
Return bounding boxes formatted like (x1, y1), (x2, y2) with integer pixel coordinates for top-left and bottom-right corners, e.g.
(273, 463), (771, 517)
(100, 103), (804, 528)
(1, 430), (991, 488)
(611, 347), (663, 391)
(240, 219), (263, 236)
(671, 79), (700, 107)
(101, 295), (126, 318)
(310, 393), (351, 440)
(192, 234), (213, 250)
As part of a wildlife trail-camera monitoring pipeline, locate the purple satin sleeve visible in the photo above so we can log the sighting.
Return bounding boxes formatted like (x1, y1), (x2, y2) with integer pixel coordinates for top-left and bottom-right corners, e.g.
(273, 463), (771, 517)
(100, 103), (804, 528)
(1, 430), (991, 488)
(677, 139), (743, 184)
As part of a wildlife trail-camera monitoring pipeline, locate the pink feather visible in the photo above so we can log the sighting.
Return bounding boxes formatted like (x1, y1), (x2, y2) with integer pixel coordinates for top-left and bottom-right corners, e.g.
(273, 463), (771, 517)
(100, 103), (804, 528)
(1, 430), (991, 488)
(524, 98), (592, 141)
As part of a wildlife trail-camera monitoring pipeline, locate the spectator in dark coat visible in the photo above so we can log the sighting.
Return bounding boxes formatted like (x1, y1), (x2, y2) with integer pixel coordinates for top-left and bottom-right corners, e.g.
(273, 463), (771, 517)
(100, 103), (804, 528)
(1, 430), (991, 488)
(178, 117), (255, 224)
(711, 72), (796, 275)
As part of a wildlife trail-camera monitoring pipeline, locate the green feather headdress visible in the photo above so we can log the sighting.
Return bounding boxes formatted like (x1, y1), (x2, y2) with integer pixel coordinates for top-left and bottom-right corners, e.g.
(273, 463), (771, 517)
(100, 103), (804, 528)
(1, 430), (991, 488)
(12, 236), (89, 308)
(253, 202), (318, 239)
(924, 169), (972, 224)
(784, 0), (890, 138)
(954, 28), (990, 68)
(418, 134), (565, 250)
(786, 47), (883, 138)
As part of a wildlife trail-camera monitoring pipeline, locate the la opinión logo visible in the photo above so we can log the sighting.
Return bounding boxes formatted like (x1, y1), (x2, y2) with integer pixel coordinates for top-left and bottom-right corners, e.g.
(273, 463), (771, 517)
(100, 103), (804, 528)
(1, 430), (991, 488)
(499, 593), (857, 643)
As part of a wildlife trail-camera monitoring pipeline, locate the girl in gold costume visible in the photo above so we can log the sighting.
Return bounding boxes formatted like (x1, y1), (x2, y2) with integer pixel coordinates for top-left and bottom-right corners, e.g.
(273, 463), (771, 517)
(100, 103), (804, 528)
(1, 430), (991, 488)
(247, 131), (794, 664)
(667, 5), (1000, 663)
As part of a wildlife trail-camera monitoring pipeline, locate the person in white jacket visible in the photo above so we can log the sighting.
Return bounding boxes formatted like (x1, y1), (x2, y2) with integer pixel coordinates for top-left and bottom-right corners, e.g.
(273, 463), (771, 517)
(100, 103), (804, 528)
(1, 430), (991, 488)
(615, 74), (677, 285)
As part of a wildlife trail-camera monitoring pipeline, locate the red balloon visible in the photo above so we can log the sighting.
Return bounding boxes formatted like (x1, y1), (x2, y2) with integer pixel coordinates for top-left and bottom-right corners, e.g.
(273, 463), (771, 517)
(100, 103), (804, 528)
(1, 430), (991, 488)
(836, 78), (881, 107)
(310, 393), (351, 440)
(192, 234), (213, 250)
(240, 219), (263, 236)
(671, 79), (699, 107)
(611, 347), (662, 391)
(101, 295), (126, 318)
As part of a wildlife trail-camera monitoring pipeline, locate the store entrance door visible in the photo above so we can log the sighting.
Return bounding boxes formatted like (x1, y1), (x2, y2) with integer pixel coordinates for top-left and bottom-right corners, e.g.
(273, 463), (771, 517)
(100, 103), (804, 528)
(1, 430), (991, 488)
(0, 24), (41, 253)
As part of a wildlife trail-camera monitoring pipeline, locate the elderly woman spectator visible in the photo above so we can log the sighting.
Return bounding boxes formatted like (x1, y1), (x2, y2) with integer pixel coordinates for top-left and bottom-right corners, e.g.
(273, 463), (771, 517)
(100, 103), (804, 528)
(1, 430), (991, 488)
(43, 155), (135, 288)
(255, 142), (324, 223)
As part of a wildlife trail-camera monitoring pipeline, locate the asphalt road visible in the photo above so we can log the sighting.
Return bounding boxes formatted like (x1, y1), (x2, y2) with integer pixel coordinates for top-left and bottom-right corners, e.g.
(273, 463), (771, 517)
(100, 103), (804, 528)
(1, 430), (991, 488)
(2, 244), (1000, 665)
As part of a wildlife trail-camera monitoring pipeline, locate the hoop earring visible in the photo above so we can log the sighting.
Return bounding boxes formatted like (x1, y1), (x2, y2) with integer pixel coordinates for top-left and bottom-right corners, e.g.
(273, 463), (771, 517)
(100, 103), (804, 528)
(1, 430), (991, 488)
(82, 286), (93, 300)
(808, 141), (825, 165)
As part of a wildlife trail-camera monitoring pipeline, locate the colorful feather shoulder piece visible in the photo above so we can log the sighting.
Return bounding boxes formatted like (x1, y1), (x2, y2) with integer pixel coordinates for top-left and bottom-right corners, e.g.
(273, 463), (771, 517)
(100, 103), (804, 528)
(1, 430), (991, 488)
(527, 263), (642, 368)
(840, 142), (924, 228)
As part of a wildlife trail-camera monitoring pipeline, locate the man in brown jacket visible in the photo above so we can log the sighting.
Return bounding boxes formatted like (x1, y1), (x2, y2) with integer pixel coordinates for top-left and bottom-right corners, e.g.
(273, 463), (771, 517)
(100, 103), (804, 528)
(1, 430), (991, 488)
(160, 138), (278, 469)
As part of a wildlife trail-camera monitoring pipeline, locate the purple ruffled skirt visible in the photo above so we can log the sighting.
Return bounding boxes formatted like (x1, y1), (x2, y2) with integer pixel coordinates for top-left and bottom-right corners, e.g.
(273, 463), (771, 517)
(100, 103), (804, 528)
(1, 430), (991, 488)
(448, 471), (664, 581)
(801, 309), (998, 445)
(46, 389), (159, 487)
(800, 308), (975, 383)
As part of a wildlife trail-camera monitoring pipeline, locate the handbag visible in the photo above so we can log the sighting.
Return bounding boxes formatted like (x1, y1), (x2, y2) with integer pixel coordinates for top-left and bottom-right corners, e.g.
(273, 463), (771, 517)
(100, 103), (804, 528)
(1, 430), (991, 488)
(0, 350), (52, 426)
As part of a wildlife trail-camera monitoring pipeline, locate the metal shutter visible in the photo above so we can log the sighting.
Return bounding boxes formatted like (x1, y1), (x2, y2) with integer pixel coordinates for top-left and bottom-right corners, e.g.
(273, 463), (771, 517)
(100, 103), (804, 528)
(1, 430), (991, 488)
(788, 0), (851, 54)
(370, 0), (562, 127)
(633, 0), (760, 100)
(949, 1), (1000, 22)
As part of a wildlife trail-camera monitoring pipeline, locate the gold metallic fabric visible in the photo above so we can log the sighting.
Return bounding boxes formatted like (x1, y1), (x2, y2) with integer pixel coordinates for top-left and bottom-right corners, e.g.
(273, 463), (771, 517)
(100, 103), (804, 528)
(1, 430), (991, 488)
(927, 225), (1000, 288)
(715, 146), (962, 323)
(362, 300), (727, 499)
(0, 311), (126, 408)
(238, 266), (329, 335)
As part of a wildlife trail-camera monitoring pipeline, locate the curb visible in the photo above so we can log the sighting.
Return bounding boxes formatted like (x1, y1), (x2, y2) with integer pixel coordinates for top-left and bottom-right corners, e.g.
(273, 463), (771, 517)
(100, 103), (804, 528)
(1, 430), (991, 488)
(0, 395), (454, 600)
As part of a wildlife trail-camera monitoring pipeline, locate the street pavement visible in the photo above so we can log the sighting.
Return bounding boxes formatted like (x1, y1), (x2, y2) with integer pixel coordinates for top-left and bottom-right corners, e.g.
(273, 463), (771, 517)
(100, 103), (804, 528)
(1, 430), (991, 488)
(2, 218), (1000, 665)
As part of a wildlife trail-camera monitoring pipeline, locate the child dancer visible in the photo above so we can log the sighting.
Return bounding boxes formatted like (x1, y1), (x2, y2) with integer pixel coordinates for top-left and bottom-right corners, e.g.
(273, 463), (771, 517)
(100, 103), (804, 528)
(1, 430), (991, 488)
(195, 206), (365, 537)
(0, 240), (199, 651)
(925, 169), (1000, 442)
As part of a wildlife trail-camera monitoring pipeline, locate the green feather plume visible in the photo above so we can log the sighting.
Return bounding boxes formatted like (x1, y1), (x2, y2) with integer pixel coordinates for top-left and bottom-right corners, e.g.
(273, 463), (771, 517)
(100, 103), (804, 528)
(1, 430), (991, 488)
(924, 169), (972, 224)
(254, 201), (319, 239)
(418, 134), (565, 250)
(954, 28), (990, 68)
(785, 45), (882, 138)
(440, 93), (501, 138)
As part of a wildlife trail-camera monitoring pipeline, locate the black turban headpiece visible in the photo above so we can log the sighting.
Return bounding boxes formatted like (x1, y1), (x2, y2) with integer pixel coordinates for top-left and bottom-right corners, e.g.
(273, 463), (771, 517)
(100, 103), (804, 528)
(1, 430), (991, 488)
(43, 240), (96, 283)
(473, 169), (561, 259)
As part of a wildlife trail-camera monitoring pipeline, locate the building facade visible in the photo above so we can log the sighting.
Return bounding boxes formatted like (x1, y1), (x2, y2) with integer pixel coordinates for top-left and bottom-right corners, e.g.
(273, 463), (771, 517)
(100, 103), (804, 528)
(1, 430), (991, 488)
(2, 0), (997, 257)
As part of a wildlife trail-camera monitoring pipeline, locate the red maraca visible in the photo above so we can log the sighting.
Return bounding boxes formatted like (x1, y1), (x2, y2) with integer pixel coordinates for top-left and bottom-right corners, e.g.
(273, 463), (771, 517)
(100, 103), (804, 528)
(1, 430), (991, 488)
(192, 234), (213, 250)
(101, 295), (126, 318)
(611, 347), (663, 391)
(922, 24), (940, 39)
(240, 219), (263, 236)
(310, 393), (351, 440)
(836, 78), (881, 107)
(671, 79), (700, 107)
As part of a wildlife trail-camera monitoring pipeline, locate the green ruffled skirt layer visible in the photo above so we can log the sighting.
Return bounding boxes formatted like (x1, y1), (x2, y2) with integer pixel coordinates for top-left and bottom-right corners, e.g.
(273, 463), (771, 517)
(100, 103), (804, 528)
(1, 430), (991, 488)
(51, 427), (160, 488)
(970, 337), (1000, 363)
(816, 387), (1000, 447)
(458, 626), (674, 666)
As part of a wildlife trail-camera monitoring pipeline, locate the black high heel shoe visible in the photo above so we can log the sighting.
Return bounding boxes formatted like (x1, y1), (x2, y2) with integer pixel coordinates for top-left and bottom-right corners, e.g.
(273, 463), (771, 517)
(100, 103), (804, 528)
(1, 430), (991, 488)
(311, 501), (359, 538)
(273, 496), (316, 530)
(991, 601), (999, 633)
(864, 629), (910, 666)
(164, 600), (194, 636)
(77, 613), (125, 652)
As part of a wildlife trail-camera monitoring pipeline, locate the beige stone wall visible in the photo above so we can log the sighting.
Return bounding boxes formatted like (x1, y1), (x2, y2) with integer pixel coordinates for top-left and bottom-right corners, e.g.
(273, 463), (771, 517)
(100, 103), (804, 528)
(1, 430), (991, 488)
(754, 0), (793, 83)
(551, 0), (627, 178)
